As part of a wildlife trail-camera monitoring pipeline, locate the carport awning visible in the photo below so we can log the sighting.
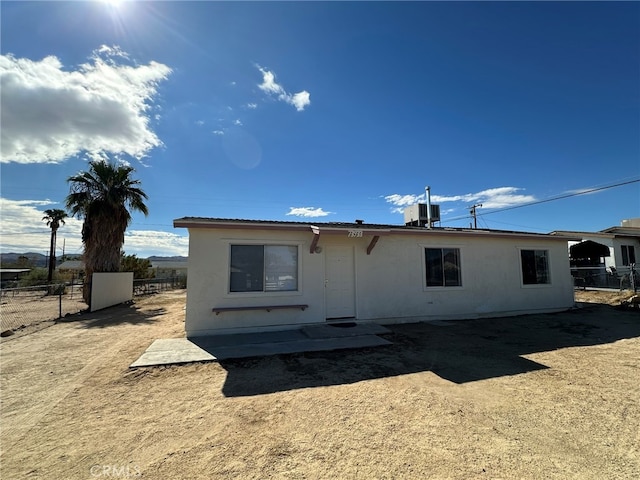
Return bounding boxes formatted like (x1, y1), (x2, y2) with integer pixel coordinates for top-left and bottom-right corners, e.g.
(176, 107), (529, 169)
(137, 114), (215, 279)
(570, 240), (610, 259)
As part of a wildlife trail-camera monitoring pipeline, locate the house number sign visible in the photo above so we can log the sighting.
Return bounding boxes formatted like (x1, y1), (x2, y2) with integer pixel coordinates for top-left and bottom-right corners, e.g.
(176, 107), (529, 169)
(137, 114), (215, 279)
(347, 230), (363, 238)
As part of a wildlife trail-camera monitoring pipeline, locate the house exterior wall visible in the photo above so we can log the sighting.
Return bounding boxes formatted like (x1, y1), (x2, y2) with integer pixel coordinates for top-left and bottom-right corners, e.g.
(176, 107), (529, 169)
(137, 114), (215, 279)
(184, 226), (574, 337)
(186, 228), (322, 335)
(355, 233), (573, 322)
(611, 237), (640, 270)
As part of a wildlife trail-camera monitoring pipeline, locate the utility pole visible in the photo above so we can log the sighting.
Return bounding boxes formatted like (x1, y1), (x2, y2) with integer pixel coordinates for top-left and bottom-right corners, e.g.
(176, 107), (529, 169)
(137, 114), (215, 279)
(470, 203), (482, 229)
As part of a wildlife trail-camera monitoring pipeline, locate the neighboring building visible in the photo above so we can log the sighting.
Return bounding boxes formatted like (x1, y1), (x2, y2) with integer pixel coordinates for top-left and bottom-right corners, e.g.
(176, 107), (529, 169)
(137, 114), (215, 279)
(175, 217), (577, 337)
(150, 261), (188, 279)
(56, 260), (85, 276)
(552, 218), (640, 286)
(0, 269), (30, 287)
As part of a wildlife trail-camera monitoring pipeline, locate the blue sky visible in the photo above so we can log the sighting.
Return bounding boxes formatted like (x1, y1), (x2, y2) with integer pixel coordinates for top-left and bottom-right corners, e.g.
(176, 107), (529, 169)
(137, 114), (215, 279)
(1, 1), (639, 258)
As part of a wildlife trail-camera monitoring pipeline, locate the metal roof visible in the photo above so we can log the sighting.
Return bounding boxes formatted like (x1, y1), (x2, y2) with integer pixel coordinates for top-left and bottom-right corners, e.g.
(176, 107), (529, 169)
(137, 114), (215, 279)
(599, 226), (640, 237)
(552, 226), (640, 239)
(174, 217), (577, 241)
(57, 260), (85, 270)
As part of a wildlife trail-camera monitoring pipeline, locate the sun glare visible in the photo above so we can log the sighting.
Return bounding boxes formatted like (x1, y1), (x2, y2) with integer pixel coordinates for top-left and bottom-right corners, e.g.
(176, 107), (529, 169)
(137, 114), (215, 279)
(102, 0), (124, 9)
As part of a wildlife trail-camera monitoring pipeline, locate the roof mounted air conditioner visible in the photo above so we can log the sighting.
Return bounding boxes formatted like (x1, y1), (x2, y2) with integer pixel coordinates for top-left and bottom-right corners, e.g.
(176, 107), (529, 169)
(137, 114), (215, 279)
(404, 204), (440, 227)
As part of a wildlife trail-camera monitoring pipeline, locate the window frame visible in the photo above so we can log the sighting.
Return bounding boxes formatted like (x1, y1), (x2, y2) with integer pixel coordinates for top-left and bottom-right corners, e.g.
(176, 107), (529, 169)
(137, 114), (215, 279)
(519, 248), (552, 287)
(227, 242), (302, 297)
(421, 245), (464, 291)
(621, 245), (636, 266)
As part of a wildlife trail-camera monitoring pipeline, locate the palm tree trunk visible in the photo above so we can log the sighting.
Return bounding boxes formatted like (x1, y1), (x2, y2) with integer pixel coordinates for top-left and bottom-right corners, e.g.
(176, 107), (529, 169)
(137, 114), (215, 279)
(47, 228), (57, 283)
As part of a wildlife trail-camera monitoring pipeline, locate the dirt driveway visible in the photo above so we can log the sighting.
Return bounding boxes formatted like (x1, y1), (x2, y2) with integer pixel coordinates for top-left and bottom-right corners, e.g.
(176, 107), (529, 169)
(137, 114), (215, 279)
(1, 290), (639, 479)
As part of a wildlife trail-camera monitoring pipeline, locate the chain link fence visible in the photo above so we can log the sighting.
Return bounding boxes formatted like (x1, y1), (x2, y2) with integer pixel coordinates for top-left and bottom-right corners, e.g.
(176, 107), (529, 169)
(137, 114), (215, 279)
(1, 283), (87, 334)
(133, 276), (187, 296)
(572, 265), (638, 291)
(1, 276), (187, 335)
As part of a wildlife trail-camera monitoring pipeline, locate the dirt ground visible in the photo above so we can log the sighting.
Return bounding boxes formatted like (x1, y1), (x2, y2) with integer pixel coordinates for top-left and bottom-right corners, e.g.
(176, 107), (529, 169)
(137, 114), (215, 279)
(1, 289), (639, 479)
(1, 287), (87, 334)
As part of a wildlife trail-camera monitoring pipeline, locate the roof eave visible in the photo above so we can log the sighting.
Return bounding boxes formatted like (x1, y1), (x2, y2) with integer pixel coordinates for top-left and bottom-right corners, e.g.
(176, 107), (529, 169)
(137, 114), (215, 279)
(174, 217), (575, 241)
(174, 218), (314, 232)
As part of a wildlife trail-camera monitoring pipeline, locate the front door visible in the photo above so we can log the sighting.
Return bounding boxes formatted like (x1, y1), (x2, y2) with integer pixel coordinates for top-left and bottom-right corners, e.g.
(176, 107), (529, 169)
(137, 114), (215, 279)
(324, 245), (356, 320)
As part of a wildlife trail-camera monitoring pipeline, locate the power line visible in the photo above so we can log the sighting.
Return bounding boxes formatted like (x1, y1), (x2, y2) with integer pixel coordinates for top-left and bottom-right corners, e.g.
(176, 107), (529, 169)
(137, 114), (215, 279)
(484, 178), (639, 215)
(474, 218), (549, 233)
(442, 178), (640, 224)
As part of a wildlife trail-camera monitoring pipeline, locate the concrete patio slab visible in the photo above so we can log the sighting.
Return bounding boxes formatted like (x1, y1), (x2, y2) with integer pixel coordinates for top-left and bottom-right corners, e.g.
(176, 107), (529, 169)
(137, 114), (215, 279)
(130, 328), (393, 368)
(301, 322), (392, 338)
(130, 338), (215, 367)
(192, 329), (310, 348)
(426, 320), (457, 327)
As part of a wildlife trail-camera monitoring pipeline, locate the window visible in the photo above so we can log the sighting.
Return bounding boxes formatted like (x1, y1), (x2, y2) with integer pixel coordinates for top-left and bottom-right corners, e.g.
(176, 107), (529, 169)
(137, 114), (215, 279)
(425, 248), (461, 287)
(521, 249), (550, 285)
(621, 245), (636, 266)
(230, 245), (298, 293)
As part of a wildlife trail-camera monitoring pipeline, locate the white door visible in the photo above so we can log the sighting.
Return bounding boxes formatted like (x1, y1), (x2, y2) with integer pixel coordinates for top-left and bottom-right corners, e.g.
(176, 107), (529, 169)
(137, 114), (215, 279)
(324, 245), (356, 320)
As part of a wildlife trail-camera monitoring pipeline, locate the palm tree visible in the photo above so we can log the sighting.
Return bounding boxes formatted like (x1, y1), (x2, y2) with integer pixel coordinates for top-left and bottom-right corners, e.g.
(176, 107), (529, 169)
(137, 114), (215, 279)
(42, 209), (67, 283)
(66, 160), (148, 303)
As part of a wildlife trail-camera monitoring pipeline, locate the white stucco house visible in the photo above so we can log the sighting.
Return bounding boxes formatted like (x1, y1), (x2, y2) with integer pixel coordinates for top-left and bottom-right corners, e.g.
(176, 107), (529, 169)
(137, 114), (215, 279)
(174, 217), (577, 337)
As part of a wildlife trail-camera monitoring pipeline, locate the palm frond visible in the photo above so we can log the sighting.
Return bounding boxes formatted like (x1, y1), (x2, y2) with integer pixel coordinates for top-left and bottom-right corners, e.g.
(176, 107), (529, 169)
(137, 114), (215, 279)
(65, 160), (149, 280)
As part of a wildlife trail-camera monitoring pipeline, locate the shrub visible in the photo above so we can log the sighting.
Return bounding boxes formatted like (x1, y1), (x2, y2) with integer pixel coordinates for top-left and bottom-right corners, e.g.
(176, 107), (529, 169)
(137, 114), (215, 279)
(17, 269), (67, 292)
(18, 268), (49, 287)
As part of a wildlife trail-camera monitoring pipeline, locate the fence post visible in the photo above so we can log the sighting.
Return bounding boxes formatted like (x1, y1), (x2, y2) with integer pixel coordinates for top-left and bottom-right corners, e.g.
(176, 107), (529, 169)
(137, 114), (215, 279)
(59, 287), (62, 319)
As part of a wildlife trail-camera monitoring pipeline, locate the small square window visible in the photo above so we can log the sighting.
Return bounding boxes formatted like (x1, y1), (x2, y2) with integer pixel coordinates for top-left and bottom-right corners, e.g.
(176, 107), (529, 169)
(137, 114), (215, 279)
(230, 245), (298, 293)
(425, 248), (461, 287)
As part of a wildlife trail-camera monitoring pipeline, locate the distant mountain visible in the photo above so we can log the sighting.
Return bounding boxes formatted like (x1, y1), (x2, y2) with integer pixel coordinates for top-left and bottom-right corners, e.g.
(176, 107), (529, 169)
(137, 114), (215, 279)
(1, 252), (82, 268)
(147, 256), (188, 262)
(1, 253), (185, 267)
(1, 252), (47, 267)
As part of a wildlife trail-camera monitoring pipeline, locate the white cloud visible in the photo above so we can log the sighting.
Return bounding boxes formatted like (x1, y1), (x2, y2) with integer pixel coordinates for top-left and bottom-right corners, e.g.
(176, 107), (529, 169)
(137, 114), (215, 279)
(385, 187), (536, 213)
(123, 230), (189, 257)
(257, 66), (311, 111)
(286, 207), (333, 218)
(258, 68), (282, 95)
(290, 91), (311, 112)
(233, 119), (243, 126)
(0, 197), (189, 258)
(383, 194), (423, 208)
(195, 120), (205, 126)
(212, 130), (224, 136)
(0, 198), (83, 254)
(466, 187), (536, 209)
(0, 46), (171, 164)
(246, 103), (258, 109)
(95, 44), (129, 59)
